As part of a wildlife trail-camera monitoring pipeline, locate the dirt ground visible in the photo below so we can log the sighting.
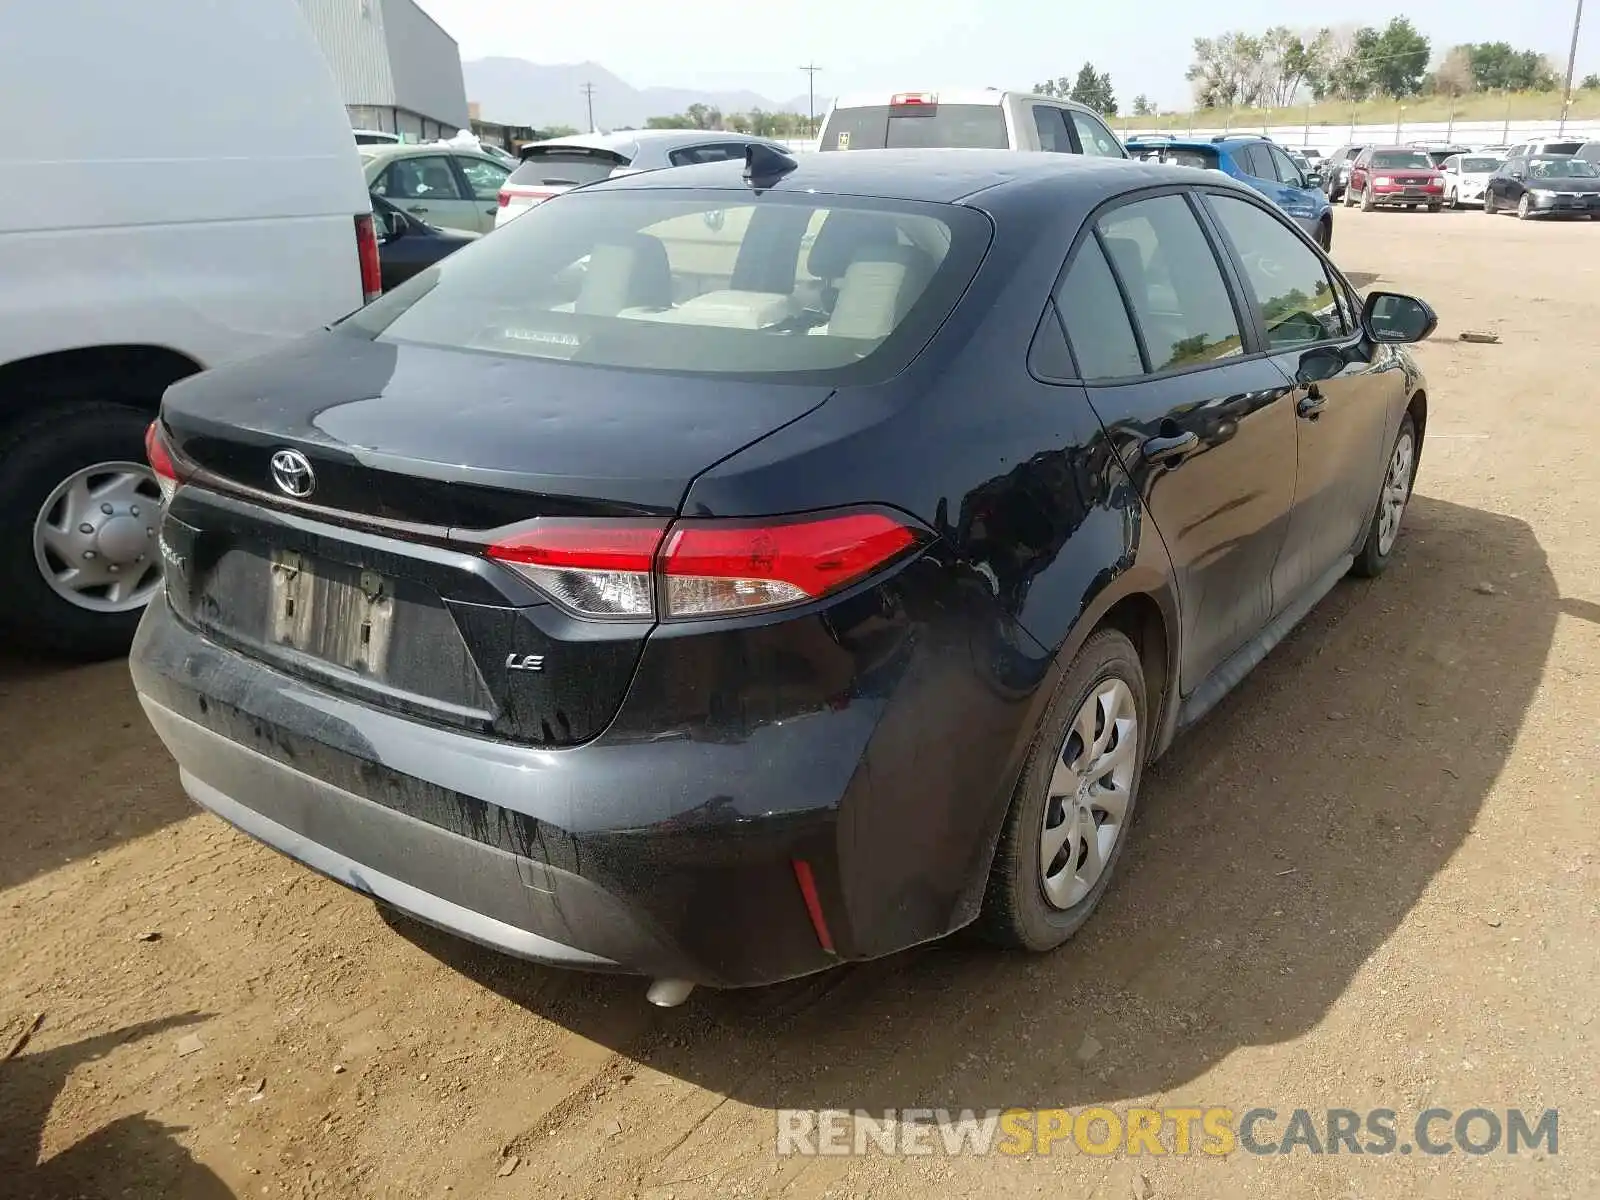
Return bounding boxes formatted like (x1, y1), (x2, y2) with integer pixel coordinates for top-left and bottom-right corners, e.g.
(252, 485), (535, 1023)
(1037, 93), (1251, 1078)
(3, 207), (1598, 1200)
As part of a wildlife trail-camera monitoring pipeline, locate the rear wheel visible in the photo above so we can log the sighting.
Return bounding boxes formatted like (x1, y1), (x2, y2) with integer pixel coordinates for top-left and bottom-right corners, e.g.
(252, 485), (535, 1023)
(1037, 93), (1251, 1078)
(1517, 194), (1533, 220)
(1316, 218), (1332, 252)
(0, 403), (160, 659)
(977, 629), (1147, 951)
(1351, 412), (1417, 579)
(1483, 190), (1497, 214)
(1447, 186), (1459, 209)
(1427, 202), (1442, 213)
(1360, 187), (1375, 212)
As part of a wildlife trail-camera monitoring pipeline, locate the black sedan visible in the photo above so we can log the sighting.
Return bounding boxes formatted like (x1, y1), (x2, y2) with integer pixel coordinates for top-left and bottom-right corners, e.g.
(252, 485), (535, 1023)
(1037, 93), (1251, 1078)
(1484, 154), (1600, 218)
(133, 147), (1436, 1004)
(370, 192), (477, 290)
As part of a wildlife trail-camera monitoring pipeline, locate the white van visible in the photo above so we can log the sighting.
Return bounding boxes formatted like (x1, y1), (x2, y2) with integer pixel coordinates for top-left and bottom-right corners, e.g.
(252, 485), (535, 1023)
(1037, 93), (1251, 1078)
(0, 0), (379, 658)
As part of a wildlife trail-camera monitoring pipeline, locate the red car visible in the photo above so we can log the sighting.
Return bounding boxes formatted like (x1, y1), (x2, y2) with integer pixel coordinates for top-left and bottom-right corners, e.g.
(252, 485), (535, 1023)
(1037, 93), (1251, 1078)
(1343, 146), (1445, 211)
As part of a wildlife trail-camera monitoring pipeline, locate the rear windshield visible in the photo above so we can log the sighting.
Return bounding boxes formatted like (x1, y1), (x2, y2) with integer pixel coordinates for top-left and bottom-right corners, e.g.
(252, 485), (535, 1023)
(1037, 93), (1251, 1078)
(1461, 157), (1502, 173)
(1541, 141), (1583, 156)
(1130, 145), (1218, 171)
(821, 104), (1008, 151)
(510, 150), (626, 187)
(1370, 151), (1433, 169)
(340, 190), (991, 384)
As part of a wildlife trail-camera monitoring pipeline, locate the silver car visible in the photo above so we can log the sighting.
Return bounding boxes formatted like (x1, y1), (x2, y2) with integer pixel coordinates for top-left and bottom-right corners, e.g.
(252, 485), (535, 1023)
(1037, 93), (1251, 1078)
(495, 130), (791, 228)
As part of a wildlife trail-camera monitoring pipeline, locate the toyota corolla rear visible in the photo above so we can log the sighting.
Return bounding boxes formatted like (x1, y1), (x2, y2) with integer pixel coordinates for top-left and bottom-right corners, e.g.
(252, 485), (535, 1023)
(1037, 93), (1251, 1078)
(130, 173), (1005, 996)
(496, 143), (631, 227)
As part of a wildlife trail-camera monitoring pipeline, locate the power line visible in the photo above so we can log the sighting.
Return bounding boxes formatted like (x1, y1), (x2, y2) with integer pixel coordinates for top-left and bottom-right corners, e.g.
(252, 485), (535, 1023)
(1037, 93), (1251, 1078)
(581, 81), (597, 133)
(799, 63), (821, 137)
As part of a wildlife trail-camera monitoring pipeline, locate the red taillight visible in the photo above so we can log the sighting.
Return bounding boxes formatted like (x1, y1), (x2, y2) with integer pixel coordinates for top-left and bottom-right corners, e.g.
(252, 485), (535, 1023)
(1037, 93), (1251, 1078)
(484, 510), (919, 621)
(890, 92), (936, 106)
(497, 190), (511, 207)
(791, 859), (835, 953)
(355, 213), (382, 303)
(144, 421), (183, 504)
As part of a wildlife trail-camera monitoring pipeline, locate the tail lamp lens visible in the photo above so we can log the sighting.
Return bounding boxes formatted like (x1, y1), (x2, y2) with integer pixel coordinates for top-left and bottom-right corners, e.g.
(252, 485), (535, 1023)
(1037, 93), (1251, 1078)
(485, 511), (918, 621)
(144, 421), (182, 504)
(355, 213), (383, 303)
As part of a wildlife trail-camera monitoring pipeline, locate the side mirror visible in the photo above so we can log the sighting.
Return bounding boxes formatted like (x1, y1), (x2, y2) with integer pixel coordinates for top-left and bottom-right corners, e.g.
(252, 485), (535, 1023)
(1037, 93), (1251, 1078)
(375, 209), (407, 242)
(1510, 168), (1526, 180)
(1305, 171), (1325, 189)
(1363, 291), (1437, 345)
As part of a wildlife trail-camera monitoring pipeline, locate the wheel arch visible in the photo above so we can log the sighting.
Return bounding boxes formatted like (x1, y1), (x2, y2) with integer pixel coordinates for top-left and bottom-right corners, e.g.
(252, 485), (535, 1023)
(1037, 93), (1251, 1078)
(0, 344), (205, 431)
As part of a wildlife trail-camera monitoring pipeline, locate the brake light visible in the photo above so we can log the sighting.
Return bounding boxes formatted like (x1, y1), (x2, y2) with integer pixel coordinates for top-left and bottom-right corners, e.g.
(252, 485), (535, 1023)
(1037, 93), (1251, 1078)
(497, 190), (511, 207)
(144, 421), (185, 504)
(355, 213), (382, 303)
(890, 92), (936, 106)
(484, 510), (919, 621)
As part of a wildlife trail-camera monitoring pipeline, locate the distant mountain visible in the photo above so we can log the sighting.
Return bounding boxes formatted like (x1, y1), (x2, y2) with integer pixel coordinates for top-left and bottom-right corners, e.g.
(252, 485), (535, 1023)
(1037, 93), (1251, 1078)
(463, 58), (827, 130)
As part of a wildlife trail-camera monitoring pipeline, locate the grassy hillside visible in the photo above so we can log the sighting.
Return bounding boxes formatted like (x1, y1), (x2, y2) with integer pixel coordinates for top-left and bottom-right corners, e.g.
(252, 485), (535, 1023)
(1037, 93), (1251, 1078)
(1126, 88), (1600, 131)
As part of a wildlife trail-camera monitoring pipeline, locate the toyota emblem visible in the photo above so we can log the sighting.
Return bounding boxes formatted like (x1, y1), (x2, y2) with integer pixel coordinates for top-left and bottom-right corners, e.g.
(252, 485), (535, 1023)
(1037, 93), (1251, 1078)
(269, 449), (316, 498)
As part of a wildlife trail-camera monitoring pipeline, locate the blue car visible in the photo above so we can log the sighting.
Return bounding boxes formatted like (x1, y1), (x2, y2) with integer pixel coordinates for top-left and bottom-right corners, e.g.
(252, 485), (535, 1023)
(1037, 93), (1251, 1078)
(1126, 135), (1334, 251)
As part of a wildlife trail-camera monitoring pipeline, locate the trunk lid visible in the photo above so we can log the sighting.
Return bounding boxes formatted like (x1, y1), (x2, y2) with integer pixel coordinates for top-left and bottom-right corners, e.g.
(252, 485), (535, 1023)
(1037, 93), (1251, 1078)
(157, 331), (832, 747)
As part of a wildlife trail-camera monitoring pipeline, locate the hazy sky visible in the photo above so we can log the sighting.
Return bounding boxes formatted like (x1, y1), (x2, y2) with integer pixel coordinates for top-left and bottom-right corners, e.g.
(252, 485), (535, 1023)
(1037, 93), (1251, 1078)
(418, 0), (1592, 108)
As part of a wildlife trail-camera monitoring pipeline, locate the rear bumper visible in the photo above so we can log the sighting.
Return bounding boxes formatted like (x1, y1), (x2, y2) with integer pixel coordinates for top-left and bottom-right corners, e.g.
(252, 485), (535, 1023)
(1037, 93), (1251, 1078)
(129, 595), (855, 987)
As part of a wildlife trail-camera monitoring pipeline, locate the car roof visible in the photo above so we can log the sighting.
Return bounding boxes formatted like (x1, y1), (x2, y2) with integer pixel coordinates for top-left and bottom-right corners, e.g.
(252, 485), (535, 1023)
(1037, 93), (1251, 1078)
(529, 129), (783, 152)
(585, 147), (1243, 206)
(358, 143), (498, 164)
(829, 87), (1097, 111)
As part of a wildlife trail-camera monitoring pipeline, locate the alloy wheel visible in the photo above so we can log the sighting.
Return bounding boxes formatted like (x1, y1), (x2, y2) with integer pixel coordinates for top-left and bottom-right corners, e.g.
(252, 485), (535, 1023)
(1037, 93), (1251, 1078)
(1040, 677), (1138, 909)
(1376, 428), (1414, 557)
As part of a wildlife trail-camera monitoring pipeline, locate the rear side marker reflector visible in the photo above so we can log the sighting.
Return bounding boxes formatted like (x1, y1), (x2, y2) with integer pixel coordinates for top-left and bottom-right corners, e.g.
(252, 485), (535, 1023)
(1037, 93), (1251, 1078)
(484, 510), (918, 621)
(791, 859), (836, 953)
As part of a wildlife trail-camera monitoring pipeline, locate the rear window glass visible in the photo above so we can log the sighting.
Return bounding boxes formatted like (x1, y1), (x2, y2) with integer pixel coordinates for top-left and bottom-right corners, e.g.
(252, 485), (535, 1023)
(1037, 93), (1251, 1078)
(821, 105), (1008, 151)
(1542, 141), (1583, 156)
(1130, 146), (1219, 171)
(510, 151), (625, 187)
(1461, 157), (1503, 173)
(341, 190), (990, 384)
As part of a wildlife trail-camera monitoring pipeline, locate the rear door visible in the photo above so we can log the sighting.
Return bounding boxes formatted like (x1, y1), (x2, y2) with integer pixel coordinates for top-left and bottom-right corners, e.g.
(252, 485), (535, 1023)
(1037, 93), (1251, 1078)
(1054, 190), (1298, 690)
(1264, 143), (1321, 227)
(1065, 107), (1126, 157)
(452, 154), (511, 232)
(374, 154), (481, 232)
(1202, 190), (1395, 604)
(1028, 103), (1074, 152)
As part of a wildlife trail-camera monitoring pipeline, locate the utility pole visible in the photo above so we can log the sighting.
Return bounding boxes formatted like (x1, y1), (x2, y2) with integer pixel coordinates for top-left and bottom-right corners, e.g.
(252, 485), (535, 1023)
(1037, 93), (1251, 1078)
(1560, 0), (1586, 134)
(581, 82), (597, 133)
(798, 63), (821, 138)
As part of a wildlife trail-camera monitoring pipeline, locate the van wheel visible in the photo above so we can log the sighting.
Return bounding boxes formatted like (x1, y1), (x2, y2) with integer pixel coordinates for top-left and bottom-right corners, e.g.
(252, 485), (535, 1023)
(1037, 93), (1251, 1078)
(1351, 413), (1417, 579)
(0, 403), (161, 659)
(977, 629), (1147, 951)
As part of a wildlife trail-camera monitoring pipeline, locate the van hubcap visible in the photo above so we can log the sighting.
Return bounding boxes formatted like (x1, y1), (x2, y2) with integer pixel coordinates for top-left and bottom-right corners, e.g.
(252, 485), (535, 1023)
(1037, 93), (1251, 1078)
(1041, 678), (1137, 909)
(33, 461), (163, 612)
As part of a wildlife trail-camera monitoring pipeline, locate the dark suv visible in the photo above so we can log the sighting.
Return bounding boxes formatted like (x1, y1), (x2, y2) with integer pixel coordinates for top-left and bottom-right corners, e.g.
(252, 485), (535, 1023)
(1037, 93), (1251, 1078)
(131, 149), (1437, 1004)
(1323, 144), (1369, 202)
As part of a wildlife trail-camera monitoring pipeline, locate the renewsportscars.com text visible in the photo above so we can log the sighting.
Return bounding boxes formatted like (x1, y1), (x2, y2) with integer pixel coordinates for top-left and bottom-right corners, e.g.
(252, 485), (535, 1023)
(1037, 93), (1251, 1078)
(776, 1106), (1558, 1157)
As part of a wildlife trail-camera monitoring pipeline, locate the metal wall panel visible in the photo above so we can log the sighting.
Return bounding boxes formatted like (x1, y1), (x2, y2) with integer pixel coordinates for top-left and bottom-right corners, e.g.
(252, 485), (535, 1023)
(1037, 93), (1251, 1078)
(380, 0), (469, 131)
(295, 0), (394, 107)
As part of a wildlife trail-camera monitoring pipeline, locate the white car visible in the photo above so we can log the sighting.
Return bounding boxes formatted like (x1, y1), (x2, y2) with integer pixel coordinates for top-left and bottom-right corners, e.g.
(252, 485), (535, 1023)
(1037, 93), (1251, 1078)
(496, 130), (789, 228)
(1441, 153), (1505, 208)
(0, 0), (376, 657)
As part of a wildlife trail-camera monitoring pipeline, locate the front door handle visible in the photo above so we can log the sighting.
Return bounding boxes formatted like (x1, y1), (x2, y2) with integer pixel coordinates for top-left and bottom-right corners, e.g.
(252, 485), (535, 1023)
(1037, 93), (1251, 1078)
(1142, 430), (1200, 467)
(406, 205), (429, 214)
(1297, 387), (1326, 419)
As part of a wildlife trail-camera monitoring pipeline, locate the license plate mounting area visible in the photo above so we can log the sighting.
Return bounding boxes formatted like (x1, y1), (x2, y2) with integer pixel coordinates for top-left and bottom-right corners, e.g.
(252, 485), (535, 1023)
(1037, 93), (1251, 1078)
(268, 549), (396, 676)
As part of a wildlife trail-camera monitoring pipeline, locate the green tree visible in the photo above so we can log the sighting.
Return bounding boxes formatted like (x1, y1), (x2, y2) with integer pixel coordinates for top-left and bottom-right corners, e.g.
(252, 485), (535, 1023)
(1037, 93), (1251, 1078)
(1070, 62), (1118, 114)
(1465, 42), (1559, 91)
(1364, 18), (1431, 97)
(1032, 76), (1072, 98)
(683, 102), (723, 130)
(1583, 73), (1600, 90)
(645, 114), (695, 129)
(1187, 32), (1267, 108)
(1132, 94), (1155, 116)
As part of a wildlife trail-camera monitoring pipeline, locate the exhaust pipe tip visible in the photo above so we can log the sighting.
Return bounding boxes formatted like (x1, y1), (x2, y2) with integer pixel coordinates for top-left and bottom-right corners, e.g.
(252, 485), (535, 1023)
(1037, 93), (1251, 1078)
(646, 979), (695, 1008)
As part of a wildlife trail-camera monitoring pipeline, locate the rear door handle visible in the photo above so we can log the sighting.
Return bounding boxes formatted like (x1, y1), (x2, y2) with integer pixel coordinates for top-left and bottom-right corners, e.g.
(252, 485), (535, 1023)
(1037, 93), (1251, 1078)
(1142, 430), (1200, 467)
(407, 205), (429, 214)
(1297, 387), (1326, 419)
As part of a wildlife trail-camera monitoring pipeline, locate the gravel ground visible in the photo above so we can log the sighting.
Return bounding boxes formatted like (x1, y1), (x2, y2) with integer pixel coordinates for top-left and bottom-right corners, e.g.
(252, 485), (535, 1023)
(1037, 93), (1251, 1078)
(2, 205), (1597, 1200)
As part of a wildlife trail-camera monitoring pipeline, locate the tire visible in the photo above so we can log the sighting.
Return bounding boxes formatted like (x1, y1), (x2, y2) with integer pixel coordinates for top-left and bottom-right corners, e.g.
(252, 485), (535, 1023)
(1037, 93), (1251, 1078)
(1360, 187), (1375, 212)
(1351, 411), (1417, 580)
(1447, 187), (1458, 210)
(977, 628), (1148, 951)
(1427, 202), (1441, 213)
(1316, 218), (1332, 252)
(1342, 186), (1355, 208)
(1483, 191), (1496, 214)
(0, 403), (161, 659)
(1517, 194), (1533, 220)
